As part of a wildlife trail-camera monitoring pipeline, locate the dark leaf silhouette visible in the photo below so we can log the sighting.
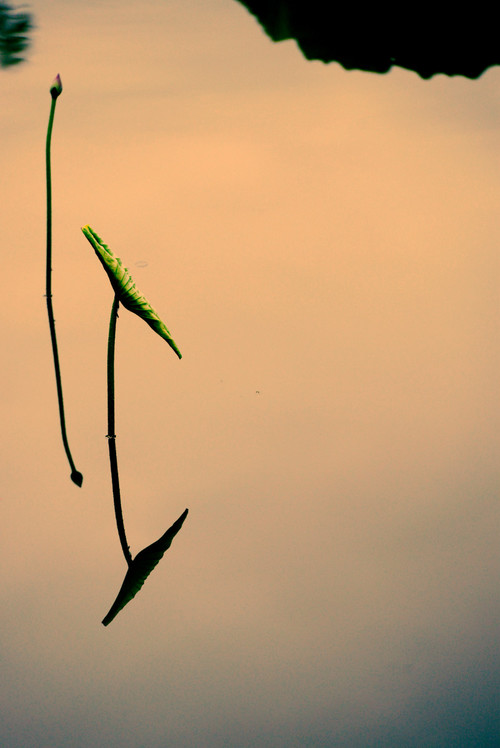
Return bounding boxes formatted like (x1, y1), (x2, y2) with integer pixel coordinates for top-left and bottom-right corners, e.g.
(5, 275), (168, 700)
(102, 508), (188, 626)
(235, 1), (500, 79)
(0, 2), (33, 68)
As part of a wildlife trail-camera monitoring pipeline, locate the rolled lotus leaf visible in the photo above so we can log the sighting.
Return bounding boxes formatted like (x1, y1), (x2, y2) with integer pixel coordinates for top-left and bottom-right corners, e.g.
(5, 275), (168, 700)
(82, 225), (181, 358)
(102, 507), (188, 626)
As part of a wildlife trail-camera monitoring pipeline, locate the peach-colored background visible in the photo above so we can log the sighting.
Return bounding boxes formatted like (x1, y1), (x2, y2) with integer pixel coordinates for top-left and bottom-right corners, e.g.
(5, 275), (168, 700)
(2, 1), (498, 745)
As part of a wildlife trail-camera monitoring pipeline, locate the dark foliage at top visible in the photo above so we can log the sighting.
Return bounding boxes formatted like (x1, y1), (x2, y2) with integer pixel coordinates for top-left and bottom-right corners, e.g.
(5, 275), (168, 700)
(237, 0), (500, 79)
(0, 2), (33, 68)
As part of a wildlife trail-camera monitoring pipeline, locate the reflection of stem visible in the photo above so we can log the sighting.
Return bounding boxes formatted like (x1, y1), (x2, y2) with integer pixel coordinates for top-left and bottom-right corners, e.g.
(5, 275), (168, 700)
(45, 95), (83, 487)
(107, 295), (132, 567)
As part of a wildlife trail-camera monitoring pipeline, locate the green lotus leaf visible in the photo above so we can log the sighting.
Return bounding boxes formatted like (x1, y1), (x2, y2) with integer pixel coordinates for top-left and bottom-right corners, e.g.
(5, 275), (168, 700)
(0, 2), (34, 68)
(82, 225), (181, 358)
(102, 508), (188, 626)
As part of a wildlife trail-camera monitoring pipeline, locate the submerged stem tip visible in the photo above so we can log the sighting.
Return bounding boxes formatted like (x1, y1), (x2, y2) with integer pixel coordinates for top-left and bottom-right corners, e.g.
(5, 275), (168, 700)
(71, 470), (83, 487)
(50, 74), (63, 99)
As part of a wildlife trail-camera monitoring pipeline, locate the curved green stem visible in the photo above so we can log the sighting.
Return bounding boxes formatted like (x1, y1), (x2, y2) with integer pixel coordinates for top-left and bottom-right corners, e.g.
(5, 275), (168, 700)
(45, 94), (82, 486)
(107, 295), (132, 567)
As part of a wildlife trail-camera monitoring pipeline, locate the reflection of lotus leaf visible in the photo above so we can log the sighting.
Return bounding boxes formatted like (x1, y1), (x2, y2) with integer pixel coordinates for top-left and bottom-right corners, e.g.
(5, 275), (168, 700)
(82, 225), (181, 358)
(236, 1), (500, 79)
(102, 508), (188, 626)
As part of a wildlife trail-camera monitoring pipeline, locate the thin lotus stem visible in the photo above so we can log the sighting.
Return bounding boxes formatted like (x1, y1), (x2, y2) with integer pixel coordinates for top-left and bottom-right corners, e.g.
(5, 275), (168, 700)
(107, 295), (132, 567)
(45, 76), (83, 487)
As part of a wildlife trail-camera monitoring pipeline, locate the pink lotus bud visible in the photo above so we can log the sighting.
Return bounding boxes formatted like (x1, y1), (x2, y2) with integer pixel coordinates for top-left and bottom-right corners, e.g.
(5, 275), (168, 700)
(50, 74), (63, 100)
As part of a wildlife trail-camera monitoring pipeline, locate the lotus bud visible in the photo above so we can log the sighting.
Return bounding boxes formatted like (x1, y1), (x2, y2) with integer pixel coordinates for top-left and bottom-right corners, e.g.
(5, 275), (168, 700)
(50, 74), (63, 99)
